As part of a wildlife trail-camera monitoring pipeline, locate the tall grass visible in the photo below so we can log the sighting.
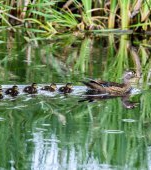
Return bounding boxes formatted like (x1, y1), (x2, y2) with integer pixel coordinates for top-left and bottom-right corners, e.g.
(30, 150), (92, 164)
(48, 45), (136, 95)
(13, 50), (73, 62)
(0, 0), (151, 35)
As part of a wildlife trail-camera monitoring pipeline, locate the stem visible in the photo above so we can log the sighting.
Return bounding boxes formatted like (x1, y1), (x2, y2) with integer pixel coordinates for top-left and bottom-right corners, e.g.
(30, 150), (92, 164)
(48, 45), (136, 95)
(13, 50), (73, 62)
(119, 0), (130, 29)
(108, 0), (117, 28)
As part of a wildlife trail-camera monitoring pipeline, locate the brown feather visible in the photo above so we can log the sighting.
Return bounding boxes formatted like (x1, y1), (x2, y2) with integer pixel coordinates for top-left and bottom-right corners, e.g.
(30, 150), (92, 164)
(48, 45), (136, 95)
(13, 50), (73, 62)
(82, 71), (135, 95)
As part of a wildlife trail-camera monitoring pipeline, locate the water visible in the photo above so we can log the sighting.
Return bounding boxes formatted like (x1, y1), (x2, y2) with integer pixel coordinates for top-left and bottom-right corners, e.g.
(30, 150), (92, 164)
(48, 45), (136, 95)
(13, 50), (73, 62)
(0, 31), (151, 169)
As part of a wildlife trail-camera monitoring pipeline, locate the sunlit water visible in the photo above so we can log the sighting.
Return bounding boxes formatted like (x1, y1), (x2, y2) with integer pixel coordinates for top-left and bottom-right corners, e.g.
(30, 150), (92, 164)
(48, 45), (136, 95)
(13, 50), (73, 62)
(0, 31), (151, 169)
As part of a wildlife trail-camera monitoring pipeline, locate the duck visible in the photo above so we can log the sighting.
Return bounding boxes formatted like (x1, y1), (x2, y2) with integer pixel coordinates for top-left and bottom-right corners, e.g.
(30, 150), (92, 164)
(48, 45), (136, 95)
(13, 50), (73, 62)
(41, 83), (57, 92)
(58, 83), (73, 93)
(23, 83), (37, 94)
(5, 85), (19, 97)
(82, 71), (136, 95)
(0, 86), (3, 99)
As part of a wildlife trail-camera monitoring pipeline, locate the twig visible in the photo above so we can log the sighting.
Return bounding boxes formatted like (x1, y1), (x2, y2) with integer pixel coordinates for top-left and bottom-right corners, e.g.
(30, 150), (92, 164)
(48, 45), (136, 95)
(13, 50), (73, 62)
(63, 0), (74, 9)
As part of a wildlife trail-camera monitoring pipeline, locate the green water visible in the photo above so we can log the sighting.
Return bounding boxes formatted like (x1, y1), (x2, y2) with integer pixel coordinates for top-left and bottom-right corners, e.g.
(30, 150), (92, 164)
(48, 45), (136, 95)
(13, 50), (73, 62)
(0, 31), (151, 170)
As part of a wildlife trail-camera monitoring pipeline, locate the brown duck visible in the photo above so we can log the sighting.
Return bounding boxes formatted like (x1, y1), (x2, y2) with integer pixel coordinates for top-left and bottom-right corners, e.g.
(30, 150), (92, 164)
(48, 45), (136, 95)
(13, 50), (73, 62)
(23, 83), (37, 94)
(41, 83), (57, 92)
(58, 83), (73, 93)
(82, 71), (136, 95)
(5, 85), (19, 97)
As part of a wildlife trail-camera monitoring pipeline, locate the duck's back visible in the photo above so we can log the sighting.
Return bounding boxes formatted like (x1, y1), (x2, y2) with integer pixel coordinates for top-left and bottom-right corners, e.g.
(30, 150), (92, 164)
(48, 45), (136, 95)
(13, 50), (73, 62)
(23, 86), (31, 93)
(24, 86), (37, 94)
(5, 88), (13, 94)
(83, 79), (131, 95)
(90, 80), (125, 88)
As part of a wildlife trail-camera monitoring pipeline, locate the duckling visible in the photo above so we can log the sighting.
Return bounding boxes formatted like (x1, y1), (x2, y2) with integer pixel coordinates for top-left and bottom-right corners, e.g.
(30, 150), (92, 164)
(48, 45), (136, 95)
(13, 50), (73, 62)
(23, 83), (37, 94)
(41, 83), (57, 92)
(58, 83), (73, 93)
(5, 85), (19, 97)
(0, 86), (3, 99)
(82, 71), (136, 95)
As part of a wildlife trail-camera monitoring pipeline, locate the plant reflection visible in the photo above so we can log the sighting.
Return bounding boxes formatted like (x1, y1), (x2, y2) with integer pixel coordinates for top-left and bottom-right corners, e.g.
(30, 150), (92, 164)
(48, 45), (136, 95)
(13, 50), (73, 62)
(0, 31), (150, 169)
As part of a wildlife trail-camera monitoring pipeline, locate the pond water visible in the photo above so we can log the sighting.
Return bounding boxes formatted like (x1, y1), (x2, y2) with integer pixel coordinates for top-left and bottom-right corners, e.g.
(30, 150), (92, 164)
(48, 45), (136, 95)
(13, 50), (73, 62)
(0, 31), (151, 169)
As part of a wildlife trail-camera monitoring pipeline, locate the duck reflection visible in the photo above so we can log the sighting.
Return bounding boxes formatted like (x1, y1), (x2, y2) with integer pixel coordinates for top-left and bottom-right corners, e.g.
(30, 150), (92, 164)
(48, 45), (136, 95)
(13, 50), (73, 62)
(79, 92), (138, 109)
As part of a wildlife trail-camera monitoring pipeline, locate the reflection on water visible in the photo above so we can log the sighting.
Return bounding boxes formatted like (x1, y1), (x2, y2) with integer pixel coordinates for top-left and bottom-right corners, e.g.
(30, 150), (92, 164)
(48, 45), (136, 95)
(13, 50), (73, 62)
(0, 31), (150, 169)
(30, 132), (119, 170)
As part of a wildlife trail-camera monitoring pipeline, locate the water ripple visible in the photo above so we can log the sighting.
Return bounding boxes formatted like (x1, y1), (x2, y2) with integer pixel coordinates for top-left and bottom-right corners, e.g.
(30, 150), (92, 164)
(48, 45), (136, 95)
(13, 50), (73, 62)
(122, 119), (137, 123)
(101, 130), (124, 134)
(0, 117), (5, 121)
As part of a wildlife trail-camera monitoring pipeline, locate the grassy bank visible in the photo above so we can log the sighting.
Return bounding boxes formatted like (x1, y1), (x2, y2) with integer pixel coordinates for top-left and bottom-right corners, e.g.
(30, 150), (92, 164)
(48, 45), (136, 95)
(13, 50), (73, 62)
(0, 0), (151, 37)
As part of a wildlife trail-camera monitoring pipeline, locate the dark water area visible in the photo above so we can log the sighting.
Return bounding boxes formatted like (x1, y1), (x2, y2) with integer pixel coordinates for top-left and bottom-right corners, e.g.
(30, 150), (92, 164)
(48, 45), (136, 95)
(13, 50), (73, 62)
(0, 31), (151, 169)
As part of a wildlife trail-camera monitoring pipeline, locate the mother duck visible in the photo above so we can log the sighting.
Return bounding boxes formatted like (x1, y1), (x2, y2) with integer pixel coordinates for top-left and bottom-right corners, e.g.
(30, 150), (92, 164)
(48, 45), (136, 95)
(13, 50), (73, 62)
(82, 71), (136, 95)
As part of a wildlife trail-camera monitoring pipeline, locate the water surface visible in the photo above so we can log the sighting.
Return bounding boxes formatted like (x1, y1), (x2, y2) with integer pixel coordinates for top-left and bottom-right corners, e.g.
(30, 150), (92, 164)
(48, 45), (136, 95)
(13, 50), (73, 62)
(0, 31), (150, 169)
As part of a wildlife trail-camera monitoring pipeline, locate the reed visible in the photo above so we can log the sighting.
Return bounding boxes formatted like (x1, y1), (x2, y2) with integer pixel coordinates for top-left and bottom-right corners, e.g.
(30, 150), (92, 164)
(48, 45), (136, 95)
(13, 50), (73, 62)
(119, 0), (131, 29)
(108, 0), (117, 28)
(1, 0), (151, 34)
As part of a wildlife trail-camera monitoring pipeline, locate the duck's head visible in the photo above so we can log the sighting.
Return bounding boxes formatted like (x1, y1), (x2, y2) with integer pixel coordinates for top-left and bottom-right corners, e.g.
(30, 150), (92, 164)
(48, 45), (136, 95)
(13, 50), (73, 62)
(13, 85), (19, 91)
(66, 83), (73, 89)
(32, 83), (37, 88)
(50, 83), (57, 90)
(123, 71), (135, 83)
